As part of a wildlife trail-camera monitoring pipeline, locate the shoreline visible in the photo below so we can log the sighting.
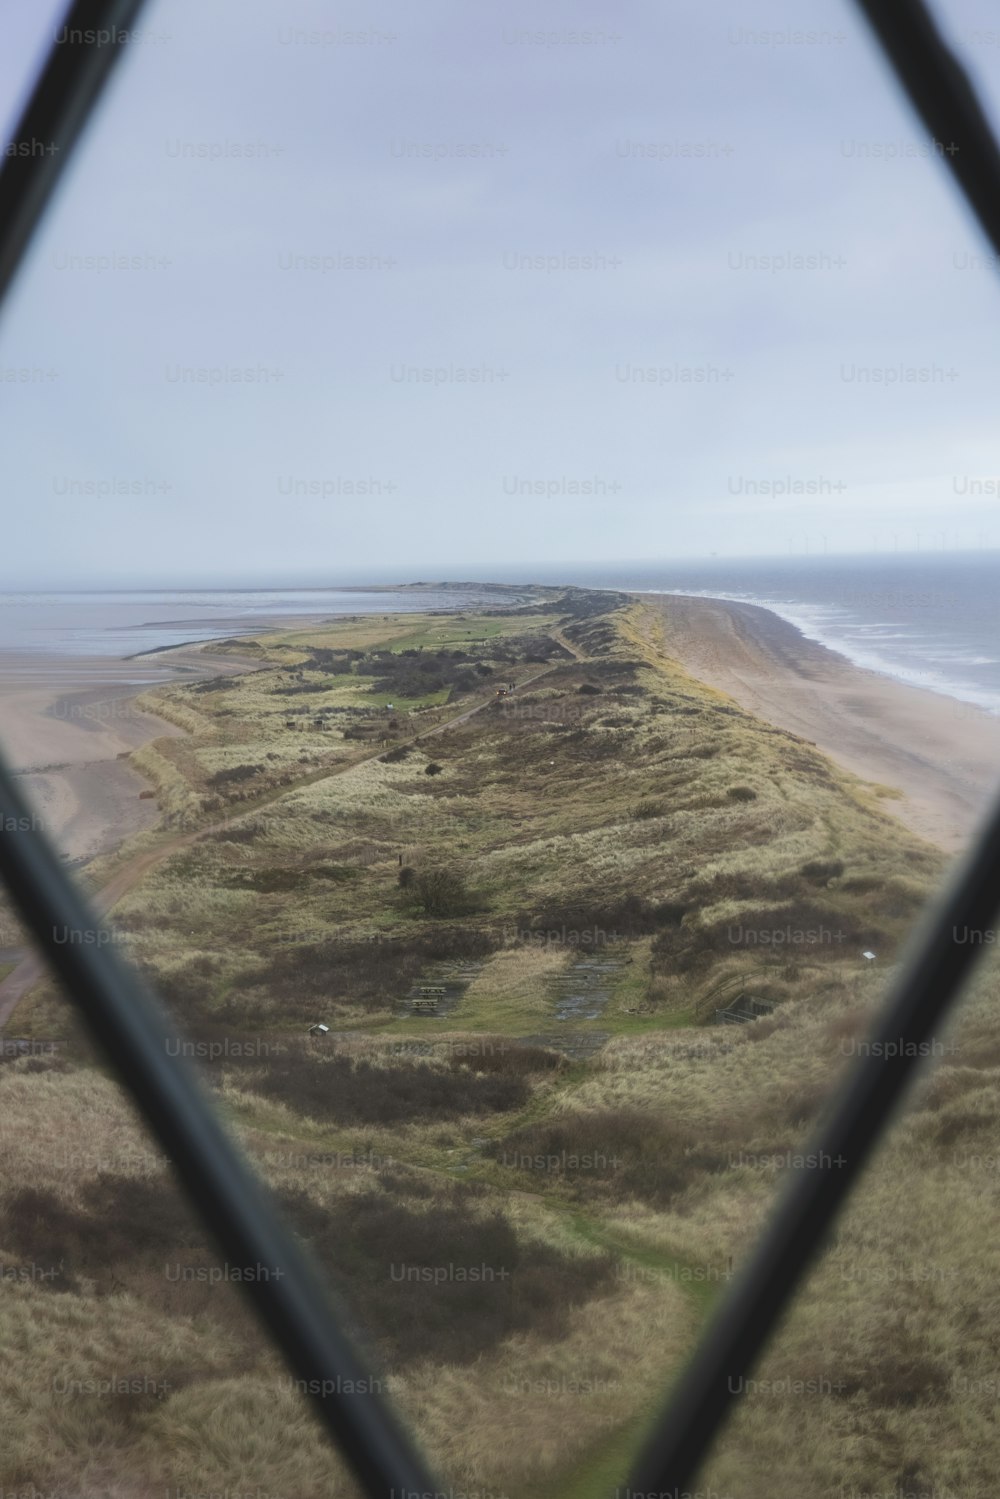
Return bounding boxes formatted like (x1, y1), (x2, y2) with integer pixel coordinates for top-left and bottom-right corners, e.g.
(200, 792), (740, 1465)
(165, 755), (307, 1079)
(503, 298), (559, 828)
(639, 586), (1000, 718)
(637, 592), (1000, 854)
(0, 641), (265, 871)
(0, 593), (530, 876)
(4, 585), (996, 889)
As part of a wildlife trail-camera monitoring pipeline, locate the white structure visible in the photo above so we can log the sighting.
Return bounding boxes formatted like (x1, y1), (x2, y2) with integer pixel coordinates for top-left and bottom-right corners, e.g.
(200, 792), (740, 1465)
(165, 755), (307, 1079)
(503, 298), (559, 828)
(861, 951), (877, 964)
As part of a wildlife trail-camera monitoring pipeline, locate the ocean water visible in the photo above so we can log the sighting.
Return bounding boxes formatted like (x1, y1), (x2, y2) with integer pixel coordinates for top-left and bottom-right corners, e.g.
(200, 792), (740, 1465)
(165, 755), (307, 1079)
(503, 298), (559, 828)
(579, 553), (1000, 716)
(0, 586), (497, 676)
(1, 558), (998, 713)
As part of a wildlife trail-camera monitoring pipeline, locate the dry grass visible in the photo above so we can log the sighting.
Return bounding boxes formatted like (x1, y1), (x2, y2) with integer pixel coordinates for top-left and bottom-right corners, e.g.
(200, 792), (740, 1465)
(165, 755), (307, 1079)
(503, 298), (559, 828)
(0, 1057), (692, 1498)
(3, 592), (980, 1499)
(456, 945), (574, 1029)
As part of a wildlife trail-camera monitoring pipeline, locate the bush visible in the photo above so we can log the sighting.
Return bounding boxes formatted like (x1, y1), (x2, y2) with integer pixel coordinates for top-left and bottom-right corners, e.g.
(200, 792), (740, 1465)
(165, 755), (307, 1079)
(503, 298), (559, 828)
(243, 928), (496, 1020)
(249, 1047), (530, 1125)
(494, 1107), (734, 1206)
(629, 799), (668, 820)
(411, 866), (475, 917)
(652, 897), (880, 974)
(353, 646), (491, 700)
(277, 1187), (614, 1367)
(424, 762), (443, 776)
(2, 1175), (204, 1293)
(206, 765), (258, 788)
(521, 893), (685, 940)
(726, 785), (757, 802)
(801, 858), (845, 884)
(243, 940), (425, 1018)
(448, 1040), (564, 1077)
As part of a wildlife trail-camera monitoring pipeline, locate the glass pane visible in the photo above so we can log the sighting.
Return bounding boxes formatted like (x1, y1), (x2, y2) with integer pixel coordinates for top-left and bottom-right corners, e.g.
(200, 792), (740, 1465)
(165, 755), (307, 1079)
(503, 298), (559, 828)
(2, 1), (1000, 1496)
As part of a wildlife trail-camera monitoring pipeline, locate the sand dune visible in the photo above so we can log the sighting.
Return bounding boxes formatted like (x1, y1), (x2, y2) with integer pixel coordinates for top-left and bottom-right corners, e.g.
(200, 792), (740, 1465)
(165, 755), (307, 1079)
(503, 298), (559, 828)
(638, 592), (1000, 854)
(4, 595), (998, 875)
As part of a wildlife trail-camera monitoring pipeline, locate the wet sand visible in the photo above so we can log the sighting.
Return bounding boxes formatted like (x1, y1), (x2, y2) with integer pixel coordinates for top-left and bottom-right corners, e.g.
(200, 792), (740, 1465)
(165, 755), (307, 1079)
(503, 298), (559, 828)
(637, 592), (1000, 855)
(0, 642), (263, 867)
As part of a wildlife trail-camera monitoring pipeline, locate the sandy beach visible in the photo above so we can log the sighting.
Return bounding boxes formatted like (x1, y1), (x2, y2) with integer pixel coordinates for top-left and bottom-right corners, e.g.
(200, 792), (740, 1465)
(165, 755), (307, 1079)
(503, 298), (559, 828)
(0, 594), (482, 878)
(3, 588), (997, 905)
(638, 592), (1000, 855)
(0, 641), (263, 871)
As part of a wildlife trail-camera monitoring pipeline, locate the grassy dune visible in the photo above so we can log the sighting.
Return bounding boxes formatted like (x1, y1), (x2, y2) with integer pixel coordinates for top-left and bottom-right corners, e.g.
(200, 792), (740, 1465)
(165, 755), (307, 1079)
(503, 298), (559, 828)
(4, 589), (995, 1498)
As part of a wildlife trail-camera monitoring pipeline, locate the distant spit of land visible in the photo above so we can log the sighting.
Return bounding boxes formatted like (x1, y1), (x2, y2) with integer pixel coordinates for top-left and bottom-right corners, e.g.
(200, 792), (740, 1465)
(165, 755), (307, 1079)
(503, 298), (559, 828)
(1, 585), (998, 869)
(4, 584), (1000, 1498)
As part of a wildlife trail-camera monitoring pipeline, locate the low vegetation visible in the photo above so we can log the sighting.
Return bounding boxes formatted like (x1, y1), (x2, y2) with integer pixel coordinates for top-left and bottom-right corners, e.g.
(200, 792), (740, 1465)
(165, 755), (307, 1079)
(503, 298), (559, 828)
(5, 589), (990, 1499)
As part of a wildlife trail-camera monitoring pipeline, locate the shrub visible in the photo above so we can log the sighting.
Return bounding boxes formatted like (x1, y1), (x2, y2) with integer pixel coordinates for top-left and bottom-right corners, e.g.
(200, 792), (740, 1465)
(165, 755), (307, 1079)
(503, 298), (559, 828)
(726, 785), (757, 802)
(206, 765), (258, 788)
(277, 1187), (614, 1367)
(521, 894), (685, 940)
(242, 929), (495, 1021)
(629, 799), (668, 820)
(248, 1047), (530, 1125)
(411, 866), (475, 917)
(652, 897), (881, 974)
(424, 762), (443, 776)
(2, 1175), (204, 1292)
(801, 858), (845, 884)
(242, 940), (425, 1018)
(494, 1107), (733, 1206)
(137, 956), (221, 1023)
(448, 1040), (564, 1077)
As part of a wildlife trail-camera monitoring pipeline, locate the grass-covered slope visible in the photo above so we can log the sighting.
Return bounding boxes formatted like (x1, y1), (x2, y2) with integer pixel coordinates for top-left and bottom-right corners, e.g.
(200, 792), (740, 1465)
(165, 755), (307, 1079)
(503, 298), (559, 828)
(4, 591), (997, 1499)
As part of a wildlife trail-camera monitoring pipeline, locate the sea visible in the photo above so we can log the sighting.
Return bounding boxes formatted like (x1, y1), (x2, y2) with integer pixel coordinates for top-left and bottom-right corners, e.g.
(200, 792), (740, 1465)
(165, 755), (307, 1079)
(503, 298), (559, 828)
(0, 555), (998, 713)
(586, 552), (1000, 717)
(0, 586), (509, 682)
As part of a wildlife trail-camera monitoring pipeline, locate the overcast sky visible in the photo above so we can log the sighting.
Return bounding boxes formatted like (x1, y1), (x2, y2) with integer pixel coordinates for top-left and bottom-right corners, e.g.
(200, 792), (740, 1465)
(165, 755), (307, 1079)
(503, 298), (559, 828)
(2, 0), (1000, 585)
